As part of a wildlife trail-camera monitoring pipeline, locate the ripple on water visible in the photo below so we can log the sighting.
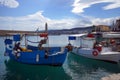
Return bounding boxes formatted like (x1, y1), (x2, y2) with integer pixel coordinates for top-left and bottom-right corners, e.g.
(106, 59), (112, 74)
(63, 53), (120, 80)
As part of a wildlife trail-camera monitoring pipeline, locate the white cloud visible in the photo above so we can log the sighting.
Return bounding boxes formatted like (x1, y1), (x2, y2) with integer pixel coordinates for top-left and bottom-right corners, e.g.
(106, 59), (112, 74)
(0, 0), (19, 8)
(0, 11), (76, 31)
(72, 0), (120, 14)
(0, 11), (49, 31)
(79, 14), (120, 26)
(0, 11), (119, 31)
(103, 0), (120, 10)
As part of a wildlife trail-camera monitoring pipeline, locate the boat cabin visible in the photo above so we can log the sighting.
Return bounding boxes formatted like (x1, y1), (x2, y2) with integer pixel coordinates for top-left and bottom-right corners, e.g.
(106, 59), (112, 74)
(68, 33), (95, 49)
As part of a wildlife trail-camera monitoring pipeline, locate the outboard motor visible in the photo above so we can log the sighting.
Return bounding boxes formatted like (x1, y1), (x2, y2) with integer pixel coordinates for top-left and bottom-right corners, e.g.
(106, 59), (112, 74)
(4, 39), (13, 56)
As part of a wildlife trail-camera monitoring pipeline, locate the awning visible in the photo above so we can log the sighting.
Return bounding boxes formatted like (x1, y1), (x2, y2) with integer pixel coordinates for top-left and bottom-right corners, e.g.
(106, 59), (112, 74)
(87, 34), (94, 38)
(103, 33), (120, 38)
(68, 34), (87, 40)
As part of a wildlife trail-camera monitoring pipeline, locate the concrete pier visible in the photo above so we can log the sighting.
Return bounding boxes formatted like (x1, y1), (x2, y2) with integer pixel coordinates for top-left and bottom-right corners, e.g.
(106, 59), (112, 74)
(0, 30), (42, 36)
(101, 73), (120, 80)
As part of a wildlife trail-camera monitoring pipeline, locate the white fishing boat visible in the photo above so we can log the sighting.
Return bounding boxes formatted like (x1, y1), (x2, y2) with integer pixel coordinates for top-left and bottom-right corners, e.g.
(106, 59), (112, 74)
(67, 32), (120, 63)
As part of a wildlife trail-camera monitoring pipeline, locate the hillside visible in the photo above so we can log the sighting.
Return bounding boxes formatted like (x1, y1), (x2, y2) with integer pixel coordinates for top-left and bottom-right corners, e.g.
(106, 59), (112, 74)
(45, 26), (93, 34)
(0, 26), (93, 36)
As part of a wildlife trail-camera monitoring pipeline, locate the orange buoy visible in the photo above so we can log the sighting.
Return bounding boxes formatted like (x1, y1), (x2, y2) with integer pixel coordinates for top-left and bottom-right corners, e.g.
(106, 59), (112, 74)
(65, 43), (73, 51)
(39, 33), (48, 37)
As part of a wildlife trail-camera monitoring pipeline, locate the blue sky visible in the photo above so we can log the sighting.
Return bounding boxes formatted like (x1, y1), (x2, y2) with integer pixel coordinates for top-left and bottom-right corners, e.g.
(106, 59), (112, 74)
(0, 0), (120, 31)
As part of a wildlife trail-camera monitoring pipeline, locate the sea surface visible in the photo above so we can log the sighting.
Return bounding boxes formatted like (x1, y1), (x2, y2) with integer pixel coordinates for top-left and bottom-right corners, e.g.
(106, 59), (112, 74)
(0, 35), (120, 80)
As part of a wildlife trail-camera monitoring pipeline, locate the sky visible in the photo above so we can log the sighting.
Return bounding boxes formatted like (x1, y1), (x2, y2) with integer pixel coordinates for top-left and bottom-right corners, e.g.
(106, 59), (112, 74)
(0, 0), (120, 31)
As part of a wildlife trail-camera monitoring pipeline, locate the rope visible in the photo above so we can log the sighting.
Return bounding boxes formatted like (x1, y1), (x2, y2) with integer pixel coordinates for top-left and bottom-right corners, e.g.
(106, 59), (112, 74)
(27, 39), (40, 43)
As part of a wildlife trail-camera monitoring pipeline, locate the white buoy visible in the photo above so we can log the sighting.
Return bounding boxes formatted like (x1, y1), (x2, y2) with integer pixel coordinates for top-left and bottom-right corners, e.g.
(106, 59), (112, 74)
(36, 54), (39, 62)
(17, 53), (20, 57)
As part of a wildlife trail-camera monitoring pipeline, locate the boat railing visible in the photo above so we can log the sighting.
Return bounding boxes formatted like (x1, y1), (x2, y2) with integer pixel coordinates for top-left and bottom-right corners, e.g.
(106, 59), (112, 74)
(81, 43), (94, 49)
(81, 44), (89, 48)
(27, 45), (64, 53)
(101, 47), (112, 53)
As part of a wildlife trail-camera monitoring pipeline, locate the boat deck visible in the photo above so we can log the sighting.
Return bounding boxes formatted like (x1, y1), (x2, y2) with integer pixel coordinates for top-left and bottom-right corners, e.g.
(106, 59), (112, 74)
(101, 51), (120, 55)
(101, 47), (120, 55)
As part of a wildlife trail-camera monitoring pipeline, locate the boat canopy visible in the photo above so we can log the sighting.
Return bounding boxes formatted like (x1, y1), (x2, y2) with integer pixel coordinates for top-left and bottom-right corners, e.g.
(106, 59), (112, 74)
(103, 33), (120, 38)
(68, 34), (86, 40)
(87, 33), (94, 38)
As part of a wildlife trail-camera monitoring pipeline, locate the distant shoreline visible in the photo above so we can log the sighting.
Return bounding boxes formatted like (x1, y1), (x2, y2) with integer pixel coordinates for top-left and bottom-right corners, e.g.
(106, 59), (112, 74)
(0, 30), (41, 36)
(0, 26), (93, 36)
(0, 30), (68, 36)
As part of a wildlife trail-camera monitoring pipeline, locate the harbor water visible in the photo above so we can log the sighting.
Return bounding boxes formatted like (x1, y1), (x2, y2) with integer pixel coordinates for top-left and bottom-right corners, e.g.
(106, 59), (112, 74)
(0, 35), (120, 80)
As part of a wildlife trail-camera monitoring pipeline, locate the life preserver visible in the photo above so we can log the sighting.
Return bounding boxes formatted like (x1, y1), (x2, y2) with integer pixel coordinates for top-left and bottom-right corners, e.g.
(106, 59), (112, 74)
(6, 44), (13, 50)
(92, 50), (98, 56)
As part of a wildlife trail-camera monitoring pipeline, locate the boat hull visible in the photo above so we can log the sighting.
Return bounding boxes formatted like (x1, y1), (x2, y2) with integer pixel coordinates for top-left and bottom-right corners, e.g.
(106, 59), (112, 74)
(4, 40), (68, 66)
(8, 49), (67, 66)
(4, 34), (68, 66)
(72, 47), (120, 63)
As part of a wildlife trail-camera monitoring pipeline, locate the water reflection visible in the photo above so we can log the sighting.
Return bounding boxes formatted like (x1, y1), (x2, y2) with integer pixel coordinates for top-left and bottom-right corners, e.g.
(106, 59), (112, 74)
(4, 60), (71, 80)
(63, 53), (120, 80)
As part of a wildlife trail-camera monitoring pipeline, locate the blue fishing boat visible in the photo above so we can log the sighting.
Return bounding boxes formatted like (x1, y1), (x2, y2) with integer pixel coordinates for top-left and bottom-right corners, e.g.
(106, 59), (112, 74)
(4, 23), (67, 66)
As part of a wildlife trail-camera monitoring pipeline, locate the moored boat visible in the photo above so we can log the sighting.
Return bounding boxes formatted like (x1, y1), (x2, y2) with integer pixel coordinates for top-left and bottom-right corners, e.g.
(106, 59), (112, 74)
(4, 23), (67, 66)
(67, 32), (120, 63)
